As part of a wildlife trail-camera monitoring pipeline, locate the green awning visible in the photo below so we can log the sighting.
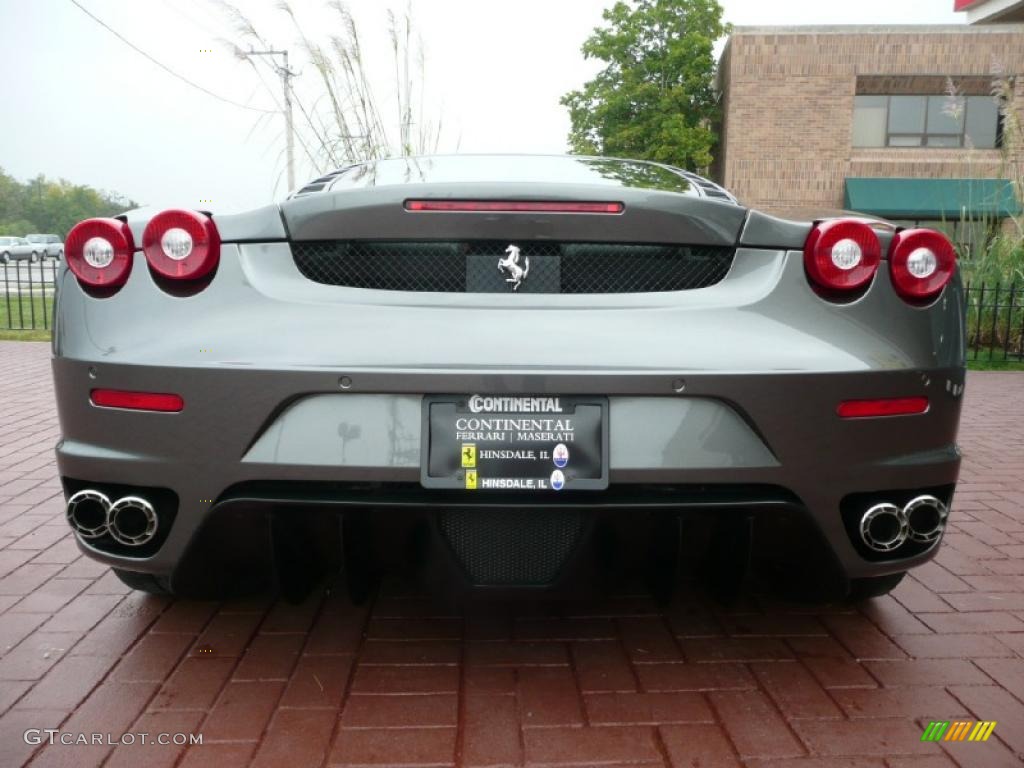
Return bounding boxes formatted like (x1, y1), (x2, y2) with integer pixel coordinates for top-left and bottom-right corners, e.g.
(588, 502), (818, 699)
(843, 177), (1021, 219)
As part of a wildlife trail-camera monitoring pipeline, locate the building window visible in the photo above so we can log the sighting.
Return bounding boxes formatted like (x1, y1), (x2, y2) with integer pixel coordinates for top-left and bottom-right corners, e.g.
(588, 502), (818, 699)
(853, 94), (1000, 148)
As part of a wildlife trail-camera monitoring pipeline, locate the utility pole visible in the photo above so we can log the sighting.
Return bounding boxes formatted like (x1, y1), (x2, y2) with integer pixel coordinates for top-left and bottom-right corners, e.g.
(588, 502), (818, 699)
(246, 47), (297, 191)
(281, 50), (295, 192)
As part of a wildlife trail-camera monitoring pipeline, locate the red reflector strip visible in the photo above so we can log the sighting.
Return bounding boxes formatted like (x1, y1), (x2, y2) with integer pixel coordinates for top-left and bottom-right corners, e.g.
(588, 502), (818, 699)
(90, 389), (184, 413)
(404, 200), (624, 213)
(837, 397), (929, 419)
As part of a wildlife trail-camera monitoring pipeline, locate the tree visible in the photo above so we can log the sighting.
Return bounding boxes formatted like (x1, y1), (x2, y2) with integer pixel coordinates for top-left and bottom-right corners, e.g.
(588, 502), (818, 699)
(561, 0), (728, 171)
(0, 168), (136, 238)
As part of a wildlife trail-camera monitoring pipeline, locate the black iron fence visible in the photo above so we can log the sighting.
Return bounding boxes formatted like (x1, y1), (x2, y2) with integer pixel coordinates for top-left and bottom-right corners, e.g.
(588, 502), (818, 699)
(1, 260), (1022, 360)
(1, 259), (61, 332)
(964, 281), (1024, 362)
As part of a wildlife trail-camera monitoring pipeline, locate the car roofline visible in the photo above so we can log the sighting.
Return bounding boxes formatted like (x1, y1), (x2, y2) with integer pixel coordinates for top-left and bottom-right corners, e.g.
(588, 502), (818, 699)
(288, 153), (739, 205)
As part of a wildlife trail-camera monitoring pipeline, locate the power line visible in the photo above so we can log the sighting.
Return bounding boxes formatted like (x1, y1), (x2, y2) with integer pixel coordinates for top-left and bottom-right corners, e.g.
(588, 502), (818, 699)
(67, 0), (277, 114)
(159, 0), (324, 181)
(158, 0), (228, 41)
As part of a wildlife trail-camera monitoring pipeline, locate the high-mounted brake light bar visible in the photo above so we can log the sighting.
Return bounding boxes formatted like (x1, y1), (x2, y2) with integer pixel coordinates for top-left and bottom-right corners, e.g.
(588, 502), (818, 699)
(404, 200), (625, 214)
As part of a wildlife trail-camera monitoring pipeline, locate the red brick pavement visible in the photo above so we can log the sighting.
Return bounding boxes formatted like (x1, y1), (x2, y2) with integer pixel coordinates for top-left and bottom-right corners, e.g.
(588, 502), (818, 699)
(0, 340), (1023, 767)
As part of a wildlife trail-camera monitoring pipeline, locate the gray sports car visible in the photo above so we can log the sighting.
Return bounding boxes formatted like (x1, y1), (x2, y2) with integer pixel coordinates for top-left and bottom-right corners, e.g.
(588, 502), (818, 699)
(52, 154), (964, 601)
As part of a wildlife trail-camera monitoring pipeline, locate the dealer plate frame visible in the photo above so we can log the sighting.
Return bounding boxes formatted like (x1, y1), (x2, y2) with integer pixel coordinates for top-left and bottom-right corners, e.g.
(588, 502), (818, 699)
(420, 394), (610, 491)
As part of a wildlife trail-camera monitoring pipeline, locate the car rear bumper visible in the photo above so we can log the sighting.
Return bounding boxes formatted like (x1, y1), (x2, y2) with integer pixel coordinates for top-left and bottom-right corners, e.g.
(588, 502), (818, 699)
(54, 358), (963, 582)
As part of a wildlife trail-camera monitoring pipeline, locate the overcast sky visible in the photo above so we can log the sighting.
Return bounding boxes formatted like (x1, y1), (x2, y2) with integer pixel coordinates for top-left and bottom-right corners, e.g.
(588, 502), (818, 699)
(1, 0), (965, 212)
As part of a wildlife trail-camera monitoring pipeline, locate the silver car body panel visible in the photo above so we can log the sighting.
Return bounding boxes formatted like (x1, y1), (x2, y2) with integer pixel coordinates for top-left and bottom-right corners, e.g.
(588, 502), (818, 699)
(240, 394), (778, 471)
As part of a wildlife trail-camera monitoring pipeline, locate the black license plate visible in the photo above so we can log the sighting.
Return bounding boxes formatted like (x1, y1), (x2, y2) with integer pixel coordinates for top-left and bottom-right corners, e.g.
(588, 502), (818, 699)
(421, 395), (609, 491)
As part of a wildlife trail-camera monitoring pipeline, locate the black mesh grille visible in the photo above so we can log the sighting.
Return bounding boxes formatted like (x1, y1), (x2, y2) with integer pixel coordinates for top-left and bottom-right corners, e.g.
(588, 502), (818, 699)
(439, 509), (583, 585)
(292, 241), (734, 294)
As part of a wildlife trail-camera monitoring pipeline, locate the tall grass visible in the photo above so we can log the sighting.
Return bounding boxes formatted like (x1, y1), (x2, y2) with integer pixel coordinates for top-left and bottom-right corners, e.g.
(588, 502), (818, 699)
(943, 71), (1023, 354)
(956, 71), (1023, 285)
(213, 0), (446, 186)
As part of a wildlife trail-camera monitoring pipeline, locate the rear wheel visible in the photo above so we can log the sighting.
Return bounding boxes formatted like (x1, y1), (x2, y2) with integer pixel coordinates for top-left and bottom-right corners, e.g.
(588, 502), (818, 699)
(112, 567), (173, 595)
(30, 252), (39, 263)
(847, 571), (905, 601)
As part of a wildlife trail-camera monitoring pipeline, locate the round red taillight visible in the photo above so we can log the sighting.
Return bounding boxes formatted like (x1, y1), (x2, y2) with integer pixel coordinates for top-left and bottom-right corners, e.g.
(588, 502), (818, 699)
(888, 228), (956, 302)
(142, 209), (220, 281)
(803, 219), (881, 293)
(64, 218), (135, 289)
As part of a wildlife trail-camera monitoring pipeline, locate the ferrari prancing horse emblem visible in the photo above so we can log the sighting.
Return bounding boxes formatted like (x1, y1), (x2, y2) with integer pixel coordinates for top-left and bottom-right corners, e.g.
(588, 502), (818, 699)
(498, 244), (529, 291)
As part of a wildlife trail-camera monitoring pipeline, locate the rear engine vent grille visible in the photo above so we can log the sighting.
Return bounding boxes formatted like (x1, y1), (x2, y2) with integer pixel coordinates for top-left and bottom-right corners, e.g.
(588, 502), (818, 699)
(291, 240), (735, 294)
(439, 509), (583, 585)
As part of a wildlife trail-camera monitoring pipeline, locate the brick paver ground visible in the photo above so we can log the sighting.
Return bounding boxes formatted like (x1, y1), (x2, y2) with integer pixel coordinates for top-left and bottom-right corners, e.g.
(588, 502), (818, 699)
(1, 340), (1023, 767)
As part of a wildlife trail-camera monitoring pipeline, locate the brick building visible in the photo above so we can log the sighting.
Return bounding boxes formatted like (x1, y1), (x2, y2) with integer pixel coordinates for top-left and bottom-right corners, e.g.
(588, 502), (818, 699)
(716, 25), (1024, 246)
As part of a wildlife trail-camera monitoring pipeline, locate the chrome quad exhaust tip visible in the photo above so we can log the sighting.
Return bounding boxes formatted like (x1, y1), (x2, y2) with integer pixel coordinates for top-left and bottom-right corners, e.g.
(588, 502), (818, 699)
(904, 495), (949, 544)
(107, 496), (159, 546)
(66, 489), (112, 540)
(859, 502), (909, 553)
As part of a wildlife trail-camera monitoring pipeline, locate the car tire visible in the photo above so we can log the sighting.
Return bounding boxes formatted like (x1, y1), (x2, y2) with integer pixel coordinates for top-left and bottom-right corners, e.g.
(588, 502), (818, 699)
(112, 567), (174, 595)
(30, 252), (39, 263)
(1, 253), (8, 264)
(846, 571), (905, 601)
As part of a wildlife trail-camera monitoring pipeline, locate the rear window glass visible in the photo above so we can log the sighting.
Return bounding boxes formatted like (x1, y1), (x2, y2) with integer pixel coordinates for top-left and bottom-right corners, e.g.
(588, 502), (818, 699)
(329, 155), (695, 194)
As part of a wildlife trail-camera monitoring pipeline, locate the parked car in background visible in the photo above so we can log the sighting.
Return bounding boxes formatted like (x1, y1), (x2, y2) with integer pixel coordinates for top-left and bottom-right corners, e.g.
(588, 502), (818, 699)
(26, 234), (64, 260)
(0, 236), (37, 263)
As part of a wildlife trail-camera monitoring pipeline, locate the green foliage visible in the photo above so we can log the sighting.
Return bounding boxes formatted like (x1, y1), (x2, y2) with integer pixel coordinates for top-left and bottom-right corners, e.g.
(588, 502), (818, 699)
(0, 220), (39, 237)
(961, 229), (1024, 286)
(967, 356), (1024, 371)
(957, 72), (1024, 285)
(0, 329), (52, 341)
(561, 0), (729, 170)
(0, 168), (136, 238)
(937, 71), (1023, 364)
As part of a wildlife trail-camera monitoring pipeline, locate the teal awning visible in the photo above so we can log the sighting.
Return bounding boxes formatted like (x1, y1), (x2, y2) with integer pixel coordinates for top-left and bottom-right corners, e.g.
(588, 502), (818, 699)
(843, 177), (1021, 219)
